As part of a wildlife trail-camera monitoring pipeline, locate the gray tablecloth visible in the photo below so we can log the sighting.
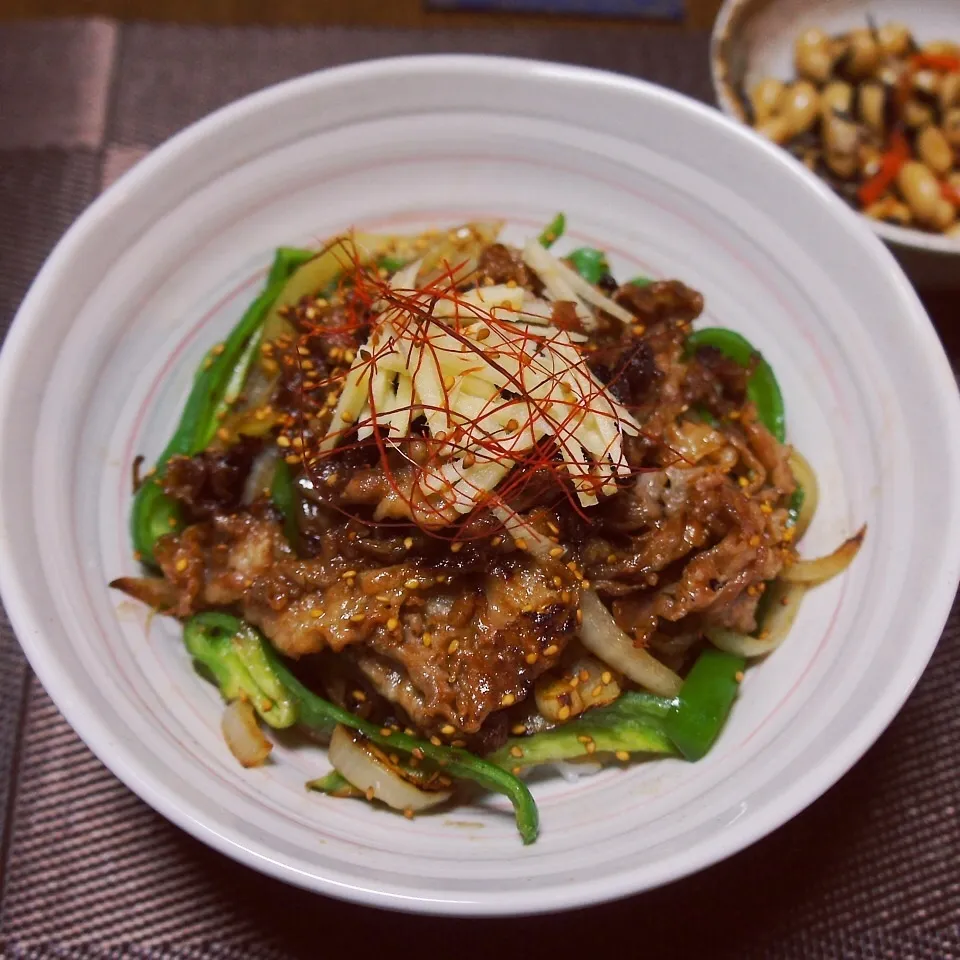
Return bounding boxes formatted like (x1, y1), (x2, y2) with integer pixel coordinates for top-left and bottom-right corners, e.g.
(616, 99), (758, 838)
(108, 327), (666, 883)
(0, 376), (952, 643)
(0, 19), (958, 959)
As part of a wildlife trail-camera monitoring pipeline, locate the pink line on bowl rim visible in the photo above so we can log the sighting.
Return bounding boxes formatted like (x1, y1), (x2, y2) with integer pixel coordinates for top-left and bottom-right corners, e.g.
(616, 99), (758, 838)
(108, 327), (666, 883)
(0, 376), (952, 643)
(98, 163), (856, 840)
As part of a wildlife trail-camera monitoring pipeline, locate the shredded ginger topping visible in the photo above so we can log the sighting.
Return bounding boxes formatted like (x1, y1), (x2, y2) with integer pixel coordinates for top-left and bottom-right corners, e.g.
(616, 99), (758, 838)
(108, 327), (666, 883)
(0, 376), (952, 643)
(320, 262), (641, 520)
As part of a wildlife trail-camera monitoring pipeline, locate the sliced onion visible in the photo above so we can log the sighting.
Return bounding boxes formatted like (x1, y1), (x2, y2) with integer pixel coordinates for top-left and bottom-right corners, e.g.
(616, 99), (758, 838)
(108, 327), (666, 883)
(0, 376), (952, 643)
(222, 699), (272, 767)
(788, 450), (819, 540)
(328, 725), (452, 813)
(242, 445), (280, 504)
(109, 576), (180, 612)
(706, 580), (806, 658)
(781, 526), (866, 585)
(578, 592), (683, 697)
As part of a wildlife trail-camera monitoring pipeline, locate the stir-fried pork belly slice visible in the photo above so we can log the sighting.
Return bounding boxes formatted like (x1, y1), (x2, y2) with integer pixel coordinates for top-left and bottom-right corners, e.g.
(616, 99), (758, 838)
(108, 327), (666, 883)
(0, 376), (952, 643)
(145, 507), (578, 734)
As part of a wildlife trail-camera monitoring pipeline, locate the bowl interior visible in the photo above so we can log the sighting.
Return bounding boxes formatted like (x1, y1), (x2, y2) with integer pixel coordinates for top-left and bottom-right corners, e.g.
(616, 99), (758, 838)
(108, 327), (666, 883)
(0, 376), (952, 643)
(711, 0), (960, 264)
(1, 56), (959, 915)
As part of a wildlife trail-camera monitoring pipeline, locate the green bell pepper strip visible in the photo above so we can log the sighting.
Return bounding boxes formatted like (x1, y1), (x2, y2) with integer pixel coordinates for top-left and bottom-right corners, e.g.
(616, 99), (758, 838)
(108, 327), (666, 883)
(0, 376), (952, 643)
(131, 247), (312, 566)
(269, 458), (300, 547)
(491, 649), (745, 769)
(261, 638), (540, 844)
(684, 327), (786, 443)
(566, 247), (610, 286)
(377, 254), (411, 274)
(663, 648), (745, 761)
(490, 692), (676, 769)
(183, 612), (297, 728)
(184, 613), (540, 844)
(538, 212), (566, 248)
(307, 771), (363, 798)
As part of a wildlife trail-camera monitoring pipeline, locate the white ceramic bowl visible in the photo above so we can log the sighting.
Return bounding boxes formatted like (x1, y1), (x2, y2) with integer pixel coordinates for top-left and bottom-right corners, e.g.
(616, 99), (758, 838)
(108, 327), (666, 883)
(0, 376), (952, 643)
(711, 0), (960, 287)
(1, 56), (959, 916)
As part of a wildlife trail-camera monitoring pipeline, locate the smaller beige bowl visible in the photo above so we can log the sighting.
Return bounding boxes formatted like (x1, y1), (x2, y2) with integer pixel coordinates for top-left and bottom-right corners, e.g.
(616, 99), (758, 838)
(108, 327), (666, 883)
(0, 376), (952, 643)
(711, 0), (960, 287)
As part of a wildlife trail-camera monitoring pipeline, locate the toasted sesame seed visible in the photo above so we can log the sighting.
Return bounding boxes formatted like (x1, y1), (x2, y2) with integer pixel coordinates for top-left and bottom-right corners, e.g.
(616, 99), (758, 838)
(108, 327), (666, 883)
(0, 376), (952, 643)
(760, 503), (773, 515)
(447, 639), (460, 654)
(586, 741), (597, 754)
(441, 724), (456, 736)
(569, 676), (580, 689)
(591, 684), (603, 697)
(576, 609), (584, 624)
(352, 690), (366, 702)
(386, 617), (399, 631)
(350, 612), (366, 623)
(380, 727), (392, 737)
(615, 750), (630, 762)
(412, 748), (425, 760)
(558, 705), (571, 721)
(735, 671), (745, 682)
(547, 521), (560, 535)
(403, 537), (414, 550)
(514, 537), (528, 550)
(738, 476), (749, 487)
(525, 652), (538, 665)
(601, 671), (612, 685)
(422, 632), (433, 647)
(512, 766), (523, 775)
(376, 593), (391, 603)
(341, 569), (358, 579)
(510, 746), (524, 758)
(544, 644), (559, 656)
(403, 807), (414, 820)
(511, 724), (527, 735)
(749, 535), (761, 548)
(284, 454), (300, 465)
(365, 787), (375, 801)
(501, 693), (516, 707)
(577, 735), (592, 745)
(491, 536), (503, 547)
(451, 739), (466, 747)
(552, 576), (564, 588)
(578, 669), (590, 682)
(174, 557), (188, 572)
(404, 578), (420, 590)
(450, 541), (463, 553)
(549, 546), (565, 558)
(580, 580), (591, 590)
(430, 736), (442, 747)
(561, 591), (571, 604)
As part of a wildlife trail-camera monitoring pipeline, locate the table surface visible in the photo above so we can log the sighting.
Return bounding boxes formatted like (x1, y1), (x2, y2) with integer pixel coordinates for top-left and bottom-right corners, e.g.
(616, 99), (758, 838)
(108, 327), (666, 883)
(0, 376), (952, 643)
(0, 18), (958, 960)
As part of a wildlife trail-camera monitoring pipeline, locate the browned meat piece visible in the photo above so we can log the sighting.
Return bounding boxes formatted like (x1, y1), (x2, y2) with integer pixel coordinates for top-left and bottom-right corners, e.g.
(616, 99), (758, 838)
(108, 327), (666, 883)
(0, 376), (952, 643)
(161, 436), (262, 520)
(476, 243), (541, 291)
(587, 337), (657, 408)
(614, 279), (704, 326)
(741, 408), (797, 498)
(682, 345), (750, 416)
(145, 511), (579, 733)
(582, 465), (791, 639)
(550, 301), (584, 334)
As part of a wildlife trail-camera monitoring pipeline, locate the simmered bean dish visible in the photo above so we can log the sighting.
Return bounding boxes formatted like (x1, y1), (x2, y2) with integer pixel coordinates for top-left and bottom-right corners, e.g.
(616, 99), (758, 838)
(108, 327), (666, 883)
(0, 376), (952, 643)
(747, 22), (960, 235)
(113, 217), (863, 842)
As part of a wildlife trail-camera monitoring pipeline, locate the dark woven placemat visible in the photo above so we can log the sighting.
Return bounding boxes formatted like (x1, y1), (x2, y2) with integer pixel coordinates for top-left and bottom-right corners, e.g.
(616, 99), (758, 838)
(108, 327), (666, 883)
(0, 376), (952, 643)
(0, 19), (958, 959)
